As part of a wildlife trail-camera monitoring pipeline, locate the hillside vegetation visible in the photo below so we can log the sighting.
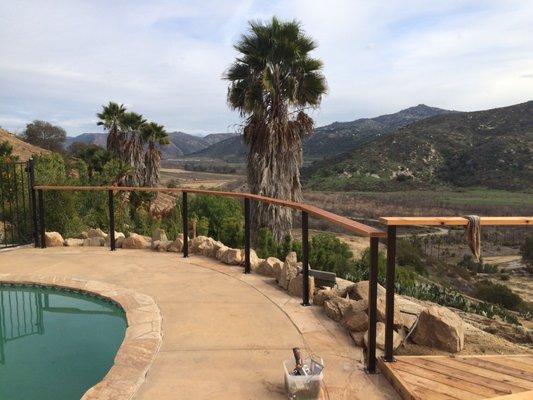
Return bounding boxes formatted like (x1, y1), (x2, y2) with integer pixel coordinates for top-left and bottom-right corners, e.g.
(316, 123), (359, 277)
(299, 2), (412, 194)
(305, 101), (533, 191)
(0, 128), (50, 160)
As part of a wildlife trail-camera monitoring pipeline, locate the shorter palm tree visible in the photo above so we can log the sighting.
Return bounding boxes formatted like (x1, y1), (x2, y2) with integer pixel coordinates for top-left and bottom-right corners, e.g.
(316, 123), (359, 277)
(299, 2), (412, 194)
(97, 102), (127, 158)
(141, 122), (169, 187)
(121, 112), (147, 186)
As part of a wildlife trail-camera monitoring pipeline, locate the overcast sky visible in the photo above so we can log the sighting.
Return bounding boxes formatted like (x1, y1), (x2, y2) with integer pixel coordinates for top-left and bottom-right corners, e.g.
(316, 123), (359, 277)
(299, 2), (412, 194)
(1, 0), (532, 136)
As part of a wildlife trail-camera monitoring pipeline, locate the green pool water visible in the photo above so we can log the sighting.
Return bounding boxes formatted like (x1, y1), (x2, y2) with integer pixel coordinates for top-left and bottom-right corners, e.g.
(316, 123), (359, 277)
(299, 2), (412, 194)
(0, 284), (127, 400)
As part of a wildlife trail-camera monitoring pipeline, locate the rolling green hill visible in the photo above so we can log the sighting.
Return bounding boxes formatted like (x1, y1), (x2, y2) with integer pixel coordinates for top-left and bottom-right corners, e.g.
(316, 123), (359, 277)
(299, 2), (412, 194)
(305, 101), (533, 191)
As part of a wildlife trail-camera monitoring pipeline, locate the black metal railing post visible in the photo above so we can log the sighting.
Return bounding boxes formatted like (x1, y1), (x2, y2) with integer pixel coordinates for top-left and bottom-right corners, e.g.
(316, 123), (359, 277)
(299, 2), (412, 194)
(384, 225), (397, 362)
(244, 197), (251, 274)
(182, 191), (188, 257)
(0, 164), (7, 247)
(301, 211), (310, 306)
(366, 236), (379, 373)
(38, 189), (46, 248)
(108, 189), (116, 251)
(28, 159), (39, 247)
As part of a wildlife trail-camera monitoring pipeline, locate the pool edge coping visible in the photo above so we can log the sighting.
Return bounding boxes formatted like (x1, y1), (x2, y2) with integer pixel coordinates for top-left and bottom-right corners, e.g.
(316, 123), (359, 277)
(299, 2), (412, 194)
(0, 273), (162, 400)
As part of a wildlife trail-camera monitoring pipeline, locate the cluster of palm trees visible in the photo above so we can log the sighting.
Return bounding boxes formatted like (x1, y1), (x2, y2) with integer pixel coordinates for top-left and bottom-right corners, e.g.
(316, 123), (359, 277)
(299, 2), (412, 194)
(96, 102), (169, 186)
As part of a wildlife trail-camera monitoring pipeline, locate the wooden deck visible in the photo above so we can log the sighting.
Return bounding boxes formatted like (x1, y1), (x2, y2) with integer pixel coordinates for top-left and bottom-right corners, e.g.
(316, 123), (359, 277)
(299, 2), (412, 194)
(379, 355), (533, 400)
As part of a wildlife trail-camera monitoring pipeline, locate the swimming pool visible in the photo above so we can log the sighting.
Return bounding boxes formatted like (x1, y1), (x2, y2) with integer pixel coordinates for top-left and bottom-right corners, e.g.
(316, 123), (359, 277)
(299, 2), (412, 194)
(0, 284), (127, 400)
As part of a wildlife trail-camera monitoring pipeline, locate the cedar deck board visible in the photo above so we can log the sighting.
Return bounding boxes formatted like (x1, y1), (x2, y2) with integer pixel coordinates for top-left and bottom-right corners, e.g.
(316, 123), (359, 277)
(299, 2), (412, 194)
(379, 355), (533, 400)
(391, 361), (505, 397)
(379, 216), (532, 226)
(400, 358), (522, 393)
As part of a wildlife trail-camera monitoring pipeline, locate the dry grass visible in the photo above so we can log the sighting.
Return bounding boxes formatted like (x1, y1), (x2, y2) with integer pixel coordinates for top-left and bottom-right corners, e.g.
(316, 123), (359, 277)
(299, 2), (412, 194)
(0, 128), (50, 160)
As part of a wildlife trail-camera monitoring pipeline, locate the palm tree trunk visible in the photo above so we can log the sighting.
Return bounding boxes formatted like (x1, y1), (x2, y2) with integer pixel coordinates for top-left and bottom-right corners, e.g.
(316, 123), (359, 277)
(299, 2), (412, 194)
(144, 143), (161, 187)
(125, 133), (144, 186)
(248, 125), (303, 243)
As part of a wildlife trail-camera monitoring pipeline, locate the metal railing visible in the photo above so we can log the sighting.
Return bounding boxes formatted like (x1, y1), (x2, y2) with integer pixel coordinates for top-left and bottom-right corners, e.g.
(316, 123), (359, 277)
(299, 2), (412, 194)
(0, 160), (35, 248)
(32, 184), (384, 372)
(31, 187), (531, 373)
(379, 216), (532, 363)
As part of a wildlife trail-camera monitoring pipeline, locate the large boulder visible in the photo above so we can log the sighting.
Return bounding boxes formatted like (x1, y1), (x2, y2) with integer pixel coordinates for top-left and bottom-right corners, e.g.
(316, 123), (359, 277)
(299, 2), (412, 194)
(364, 322), (404, 350)
(347, 281), (402, 327)
(279, 261), (300, 290)
(45, 231), (64, 247)
(249, 249), (263, 269)
(255, 257), (283, 278)
(288, 274), (315, 300)
(152, 228), (168, 242)
(83, 237), (105, 247)
(168, 235), (184, 252)
(219, 248), (244, 265)
(216, 245), (230, 260)
(152, 240), (172, 252)
(323, 297), (354, 322)
(285, 251), (298, 263)
(342, 299), (370, 332)
(87, 228), (107, 239)
(64, 238), (84, 247)
(190, 236), (210, 254)
(105, 232), (125, 248)
(313, 289), (338, 307)
(343, 310), (369, 332)
(196, 237), (225, 258)
(122, 233), (151, 249)
(411, 306), (465, 353)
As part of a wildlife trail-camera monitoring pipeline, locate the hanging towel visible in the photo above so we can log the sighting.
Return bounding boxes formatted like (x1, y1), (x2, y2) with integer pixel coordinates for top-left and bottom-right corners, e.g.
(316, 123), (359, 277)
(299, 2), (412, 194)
(464, 215), (481, 261)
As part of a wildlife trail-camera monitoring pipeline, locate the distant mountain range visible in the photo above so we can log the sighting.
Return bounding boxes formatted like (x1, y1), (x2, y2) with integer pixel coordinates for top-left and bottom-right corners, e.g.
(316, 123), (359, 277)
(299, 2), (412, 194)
(191, 104), (453, 159)
(305, 101), (533, 191)
(65, 131), (238, 159)
(63, 101), (533, 191)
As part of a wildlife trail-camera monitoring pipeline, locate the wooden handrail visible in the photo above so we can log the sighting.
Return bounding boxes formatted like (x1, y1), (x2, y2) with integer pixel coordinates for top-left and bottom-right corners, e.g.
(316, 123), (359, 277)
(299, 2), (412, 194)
(33, 185), (385, 237)
(379, 216), (531, 226)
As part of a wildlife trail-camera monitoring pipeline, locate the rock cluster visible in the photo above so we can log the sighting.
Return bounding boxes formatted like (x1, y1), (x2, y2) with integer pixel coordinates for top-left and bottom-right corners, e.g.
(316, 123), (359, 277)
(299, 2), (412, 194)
(315, 281), (465, 353)
(49, 229), (466, 354)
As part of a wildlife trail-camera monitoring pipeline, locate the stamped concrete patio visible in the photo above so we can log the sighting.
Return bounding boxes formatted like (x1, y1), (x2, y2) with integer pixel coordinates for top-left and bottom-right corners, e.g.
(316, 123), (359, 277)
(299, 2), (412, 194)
(0, 247), (398, 400)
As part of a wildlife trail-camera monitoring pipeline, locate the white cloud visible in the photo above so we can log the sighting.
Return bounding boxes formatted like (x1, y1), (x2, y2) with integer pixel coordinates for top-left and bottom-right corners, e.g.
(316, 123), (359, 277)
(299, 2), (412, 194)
(0, 0), (531, 135)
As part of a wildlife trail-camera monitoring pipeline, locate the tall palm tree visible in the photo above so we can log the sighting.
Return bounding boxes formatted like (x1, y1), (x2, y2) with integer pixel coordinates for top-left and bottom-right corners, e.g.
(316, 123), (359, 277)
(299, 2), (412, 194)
(225, 17), (327, 241)
(97, 102), (127, 158)
(121, 111), (147, 186)
(141, 122), (169, 187)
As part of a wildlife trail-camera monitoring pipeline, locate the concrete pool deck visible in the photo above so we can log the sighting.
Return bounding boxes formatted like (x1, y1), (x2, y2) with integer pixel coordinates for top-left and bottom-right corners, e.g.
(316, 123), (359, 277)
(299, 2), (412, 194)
(0, 247), (398, 400)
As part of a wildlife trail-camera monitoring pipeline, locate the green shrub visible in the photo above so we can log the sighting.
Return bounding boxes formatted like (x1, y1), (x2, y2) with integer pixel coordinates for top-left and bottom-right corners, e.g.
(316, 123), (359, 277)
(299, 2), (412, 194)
(396, 238), (426, 275)
(476, 280), (523, 311)
(256, 228), (278, 259)
(189, 194), (244, 247)
(309, 233), (354, 277)
(457, 255), (497, 274)
(160, 203), (183, 240)
(255, 229), (301, 260)
(520, 235), (533, 267)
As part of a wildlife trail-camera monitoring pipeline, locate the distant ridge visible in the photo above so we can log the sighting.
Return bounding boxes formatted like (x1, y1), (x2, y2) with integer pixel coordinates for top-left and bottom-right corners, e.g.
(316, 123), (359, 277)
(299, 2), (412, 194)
(66, 131), (238, 159)
(192, 104), (454, 159)
(305, 101), (533, 191)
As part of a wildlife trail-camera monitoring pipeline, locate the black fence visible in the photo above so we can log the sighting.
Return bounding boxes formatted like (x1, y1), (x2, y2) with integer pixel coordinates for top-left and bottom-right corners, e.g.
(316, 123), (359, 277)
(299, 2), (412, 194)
(0, 160), (36, 249)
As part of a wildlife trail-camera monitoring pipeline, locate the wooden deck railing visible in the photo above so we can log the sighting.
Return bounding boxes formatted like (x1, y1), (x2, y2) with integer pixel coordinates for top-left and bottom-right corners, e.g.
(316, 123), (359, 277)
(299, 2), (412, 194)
(379, 216), (532, 365)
